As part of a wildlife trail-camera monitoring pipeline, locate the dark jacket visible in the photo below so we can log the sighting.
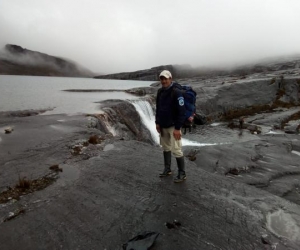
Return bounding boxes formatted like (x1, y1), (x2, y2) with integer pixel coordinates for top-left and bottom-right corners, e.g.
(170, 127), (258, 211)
(155, 83), (186, 130)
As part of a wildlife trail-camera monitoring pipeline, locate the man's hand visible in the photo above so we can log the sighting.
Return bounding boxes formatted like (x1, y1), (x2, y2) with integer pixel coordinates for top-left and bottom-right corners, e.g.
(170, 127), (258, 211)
(156, 124), (161, 133)
(173, 129), (181, 140)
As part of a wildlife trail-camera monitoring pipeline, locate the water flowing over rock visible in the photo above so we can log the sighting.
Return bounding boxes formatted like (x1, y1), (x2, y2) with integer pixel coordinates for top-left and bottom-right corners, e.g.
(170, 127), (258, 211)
(94, 100), (154, 144)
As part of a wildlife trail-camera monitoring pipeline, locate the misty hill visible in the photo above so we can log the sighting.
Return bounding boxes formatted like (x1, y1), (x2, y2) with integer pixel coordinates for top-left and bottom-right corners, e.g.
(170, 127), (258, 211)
(94, 56), (300, 81)
(0, 44), (94, 77)
(94, 64), (195, 81)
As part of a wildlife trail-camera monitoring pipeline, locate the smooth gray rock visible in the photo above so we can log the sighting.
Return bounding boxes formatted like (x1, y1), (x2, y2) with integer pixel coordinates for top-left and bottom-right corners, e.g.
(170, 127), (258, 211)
(1, 69), (300, 249)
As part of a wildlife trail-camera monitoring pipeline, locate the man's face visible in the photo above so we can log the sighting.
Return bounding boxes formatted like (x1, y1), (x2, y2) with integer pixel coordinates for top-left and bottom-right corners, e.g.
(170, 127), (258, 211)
(160, 76), (172, 88)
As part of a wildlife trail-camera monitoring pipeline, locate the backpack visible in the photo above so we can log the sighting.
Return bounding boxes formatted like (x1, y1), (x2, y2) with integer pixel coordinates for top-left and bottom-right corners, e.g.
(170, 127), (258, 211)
(194, 112), (207, 125)
(171, 82), (197, 133)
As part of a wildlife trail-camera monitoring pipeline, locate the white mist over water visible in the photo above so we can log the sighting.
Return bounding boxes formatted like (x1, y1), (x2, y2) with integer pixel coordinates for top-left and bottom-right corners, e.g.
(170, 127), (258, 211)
(131, 100), (222, 147)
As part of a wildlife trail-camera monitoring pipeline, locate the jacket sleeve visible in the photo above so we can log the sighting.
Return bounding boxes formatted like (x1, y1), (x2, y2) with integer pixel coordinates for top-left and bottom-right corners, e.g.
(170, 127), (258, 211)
(155, 89), (161, 124)
(174, 89), (186, 130)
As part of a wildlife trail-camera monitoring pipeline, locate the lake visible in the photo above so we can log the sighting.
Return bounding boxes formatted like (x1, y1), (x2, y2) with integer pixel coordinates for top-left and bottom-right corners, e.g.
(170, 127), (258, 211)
(0, 75), (153, 115)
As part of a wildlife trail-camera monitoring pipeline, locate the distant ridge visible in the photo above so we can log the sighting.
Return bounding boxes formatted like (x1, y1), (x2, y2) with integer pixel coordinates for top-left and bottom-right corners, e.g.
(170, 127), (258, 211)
(94, 56), (300, 81)
(0, 44), (94, 77)
(94, 64), (194, 81)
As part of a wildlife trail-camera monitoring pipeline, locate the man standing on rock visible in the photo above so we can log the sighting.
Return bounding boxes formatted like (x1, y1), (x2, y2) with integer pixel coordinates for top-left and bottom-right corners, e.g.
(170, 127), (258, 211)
(155, 70), (186, 183)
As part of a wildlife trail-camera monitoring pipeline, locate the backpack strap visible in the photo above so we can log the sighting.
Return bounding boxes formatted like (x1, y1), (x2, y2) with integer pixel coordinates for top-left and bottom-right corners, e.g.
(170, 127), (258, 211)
(170, 82), (182, 101)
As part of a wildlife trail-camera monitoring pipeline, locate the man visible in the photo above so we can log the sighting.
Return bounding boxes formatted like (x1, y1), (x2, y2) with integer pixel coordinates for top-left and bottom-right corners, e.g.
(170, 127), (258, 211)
(155, 70), (186, 183)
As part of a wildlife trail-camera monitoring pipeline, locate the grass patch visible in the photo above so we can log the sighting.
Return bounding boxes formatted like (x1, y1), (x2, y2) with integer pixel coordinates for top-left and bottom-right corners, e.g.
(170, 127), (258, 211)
(221, 104), (272, 120)
(270, 77), (276, 85)
(273, 99), (295, 109)
(221, 101), (298, 121)
(281, 111), (300, 129)
(49, 164), (63, 172)
(276, 88), (285, 99)
(16, 176), (31, 189)
(0, 175), (56, 204)
(88, 135), (104, 144)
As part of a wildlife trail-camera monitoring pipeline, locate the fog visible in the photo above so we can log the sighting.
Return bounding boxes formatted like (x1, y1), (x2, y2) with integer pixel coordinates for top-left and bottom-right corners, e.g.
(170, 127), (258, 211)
(0, 0), (300, 74)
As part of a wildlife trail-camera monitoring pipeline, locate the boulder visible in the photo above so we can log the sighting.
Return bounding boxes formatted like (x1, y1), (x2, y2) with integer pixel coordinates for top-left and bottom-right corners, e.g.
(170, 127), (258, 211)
(284, 121), (300, 134)
(4, 127), (13, 134)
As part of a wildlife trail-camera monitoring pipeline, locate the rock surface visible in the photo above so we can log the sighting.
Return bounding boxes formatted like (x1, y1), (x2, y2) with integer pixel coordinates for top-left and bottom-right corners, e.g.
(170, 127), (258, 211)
(1, 112), (300, 249)
(1, 63), (300, 249)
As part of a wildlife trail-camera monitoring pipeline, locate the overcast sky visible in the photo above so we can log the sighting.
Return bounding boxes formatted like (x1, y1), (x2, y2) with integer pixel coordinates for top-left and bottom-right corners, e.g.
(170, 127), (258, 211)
(0, 0), (300, 74)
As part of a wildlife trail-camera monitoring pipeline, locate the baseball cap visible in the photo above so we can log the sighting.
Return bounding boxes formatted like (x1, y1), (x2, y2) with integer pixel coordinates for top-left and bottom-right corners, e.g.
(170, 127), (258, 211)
(159, 70), (172, 79)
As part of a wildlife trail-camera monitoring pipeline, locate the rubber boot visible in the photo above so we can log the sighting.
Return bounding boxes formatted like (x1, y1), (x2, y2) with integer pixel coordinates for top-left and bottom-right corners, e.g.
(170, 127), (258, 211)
(174, 157), (186, 183)
(159, 151), (172, 177)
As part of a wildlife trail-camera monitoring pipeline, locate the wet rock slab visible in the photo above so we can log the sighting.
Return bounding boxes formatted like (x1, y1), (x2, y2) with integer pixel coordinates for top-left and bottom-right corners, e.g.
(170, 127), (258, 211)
(1, 71), (300, 249)
(1, 130), (300, 249)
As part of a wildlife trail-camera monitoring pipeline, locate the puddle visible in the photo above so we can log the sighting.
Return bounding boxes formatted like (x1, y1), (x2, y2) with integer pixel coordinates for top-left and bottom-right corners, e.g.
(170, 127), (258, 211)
(210, 123), (222, 127)
(49, 124), (70, 132)
(103, 144), (114, 151)
(266, 209), (300, 242)
(183, 139), (217, 146)
(49, 124), (78, 133)
(266, 131), (284, 135)
(182, 139), (231, 147)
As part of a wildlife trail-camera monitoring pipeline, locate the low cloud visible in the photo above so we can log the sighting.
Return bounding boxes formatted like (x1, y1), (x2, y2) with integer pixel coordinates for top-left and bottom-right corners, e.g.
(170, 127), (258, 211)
(1, 0), (300, 74)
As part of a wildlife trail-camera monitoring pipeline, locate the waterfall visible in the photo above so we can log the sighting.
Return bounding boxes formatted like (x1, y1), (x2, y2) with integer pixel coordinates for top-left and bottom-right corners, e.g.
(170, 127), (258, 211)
(131, 100), (219, 147)
(131, 100), (159, 144)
